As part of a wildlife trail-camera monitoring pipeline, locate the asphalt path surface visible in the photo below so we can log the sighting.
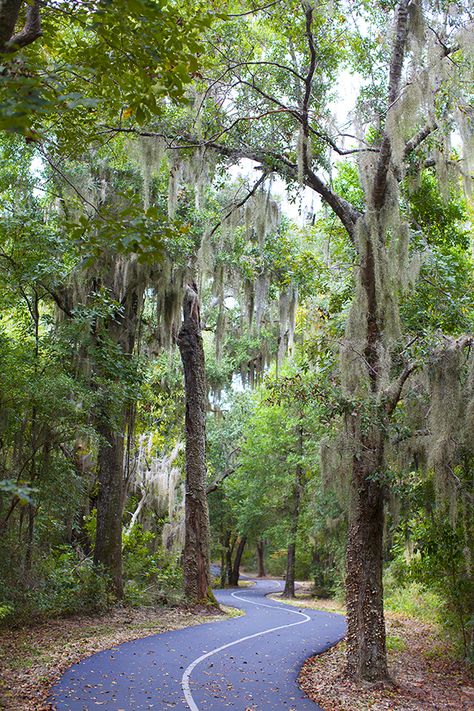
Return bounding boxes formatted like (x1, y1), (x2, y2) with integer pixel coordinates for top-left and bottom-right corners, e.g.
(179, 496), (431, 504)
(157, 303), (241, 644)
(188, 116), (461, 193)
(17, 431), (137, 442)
(50, 578), (346, 710)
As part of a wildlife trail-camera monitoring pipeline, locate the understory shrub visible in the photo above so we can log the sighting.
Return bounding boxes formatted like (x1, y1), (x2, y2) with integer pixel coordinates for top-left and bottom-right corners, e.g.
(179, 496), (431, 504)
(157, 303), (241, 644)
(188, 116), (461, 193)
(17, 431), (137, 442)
(387, 513), (473, 661)
(384, 578), (441, 623)
(123, 524), (183, 605)
(0, 546), (112, 625)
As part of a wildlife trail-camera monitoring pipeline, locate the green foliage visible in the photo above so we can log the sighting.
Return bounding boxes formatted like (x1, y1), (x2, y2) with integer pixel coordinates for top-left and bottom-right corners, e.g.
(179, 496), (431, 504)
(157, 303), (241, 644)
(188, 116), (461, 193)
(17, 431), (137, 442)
(389, 514), (474, 659)
(386, 635), (407, 652)
(401, 173), (474, 335)
(1, 0), (216, 138)
(0, 548), (112, 625)
(0, 479), (35, 502)
(123, 525), (183, 605)
(0, 0), (473, 657)
(384, 578), (441, 623)
(0, 603), (14, 621)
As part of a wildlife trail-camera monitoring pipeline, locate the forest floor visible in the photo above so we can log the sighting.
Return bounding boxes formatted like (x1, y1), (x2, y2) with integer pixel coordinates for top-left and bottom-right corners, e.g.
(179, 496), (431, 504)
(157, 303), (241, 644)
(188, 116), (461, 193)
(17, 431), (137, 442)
(0, 603), (238, 711)
(272, 589), (474, 710)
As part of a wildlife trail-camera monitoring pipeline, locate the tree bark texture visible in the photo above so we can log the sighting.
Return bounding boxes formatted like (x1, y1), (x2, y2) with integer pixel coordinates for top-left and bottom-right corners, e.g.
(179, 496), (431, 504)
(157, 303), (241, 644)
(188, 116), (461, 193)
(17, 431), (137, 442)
(283, 541), (297, 598)
(225, 533), (235, 586)
(0, 0), (41, 53)
(93, 269), (143, 598)
(93, 420), (125, 598)
(229, 536), (246, 586)
(177, 284), (215, 604)
(256, 539), (266, 577)
(344, 215), (389, 680)
(345, 431), (387, 681)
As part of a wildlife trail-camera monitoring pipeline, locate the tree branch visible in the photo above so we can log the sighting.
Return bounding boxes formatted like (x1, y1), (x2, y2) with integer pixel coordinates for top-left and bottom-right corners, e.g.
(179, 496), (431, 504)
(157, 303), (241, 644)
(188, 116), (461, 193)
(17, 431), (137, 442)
(0, 0), (22, 52)
(103, 124), (361, 240)
(309, 126), (379, 155)
(372, 0), (412, 210)
(384, 361), (418, 416)
(209, 170), (269, 238)
(228, 59), (305, 82)
(404, 122), (438, 158)
(4, 0), (41, 52)
(206, 467), (235, 494)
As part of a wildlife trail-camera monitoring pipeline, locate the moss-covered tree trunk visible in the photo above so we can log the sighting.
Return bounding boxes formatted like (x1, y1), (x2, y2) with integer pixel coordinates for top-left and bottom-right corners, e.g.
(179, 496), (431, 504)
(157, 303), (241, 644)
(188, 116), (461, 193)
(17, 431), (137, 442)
(340, 0), (411, 670)
(177, 284), (216, 604)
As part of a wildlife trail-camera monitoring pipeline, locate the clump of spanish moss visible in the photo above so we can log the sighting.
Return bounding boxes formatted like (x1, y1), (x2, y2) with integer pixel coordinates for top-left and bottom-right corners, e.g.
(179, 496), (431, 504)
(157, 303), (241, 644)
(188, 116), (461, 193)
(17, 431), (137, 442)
(126, 438), (183, 536)
(320, 428), (352, 505)
(426, 338), (473, 507)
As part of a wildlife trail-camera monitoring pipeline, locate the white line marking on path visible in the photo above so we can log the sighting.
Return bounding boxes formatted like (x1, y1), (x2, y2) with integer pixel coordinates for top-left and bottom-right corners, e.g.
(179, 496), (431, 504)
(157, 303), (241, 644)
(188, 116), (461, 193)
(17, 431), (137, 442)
(181, 582), (311, 711)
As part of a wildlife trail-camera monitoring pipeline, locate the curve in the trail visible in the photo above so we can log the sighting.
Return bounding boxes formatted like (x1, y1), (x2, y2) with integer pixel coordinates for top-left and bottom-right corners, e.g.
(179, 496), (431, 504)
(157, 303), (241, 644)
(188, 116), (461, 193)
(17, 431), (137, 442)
(50, 579), (346, 710)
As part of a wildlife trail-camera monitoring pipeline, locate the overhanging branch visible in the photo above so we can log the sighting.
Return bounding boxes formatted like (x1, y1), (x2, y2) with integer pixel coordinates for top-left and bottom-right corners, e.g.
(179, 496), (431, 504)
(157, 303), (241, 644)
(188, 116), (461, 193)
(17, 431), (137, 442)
(3, 0), (41, 52)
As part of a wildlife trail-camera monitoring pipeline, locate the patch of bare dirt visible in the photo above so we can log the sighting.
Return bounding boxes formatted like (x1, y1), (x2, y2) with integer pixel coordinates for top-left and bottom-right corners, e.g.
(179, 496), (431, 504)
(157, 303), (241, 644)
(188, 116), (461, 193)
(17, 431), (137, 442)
(0, 604), (234, 711)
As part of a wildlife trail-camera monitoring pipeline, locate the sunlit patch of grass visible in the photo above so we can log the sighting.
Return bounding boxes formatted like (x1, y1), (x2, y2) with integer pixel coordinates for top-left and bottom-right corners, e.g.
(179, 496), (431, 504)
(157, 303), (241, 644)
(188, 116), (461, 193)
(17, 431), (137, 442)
(220, 605), (244, 618)
(422, 642), (449, 660)
(269, 593), (345, 614)
(384, 582), (441, 622)
(386, 635), (407, 652)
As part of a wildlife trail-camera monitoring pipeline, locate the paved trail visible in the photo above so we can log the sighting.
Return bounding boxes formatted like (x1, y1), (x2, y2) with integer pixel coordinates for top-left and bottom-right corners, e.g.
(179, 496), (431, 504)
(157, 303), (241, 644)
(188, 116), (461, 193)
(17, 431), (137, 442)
(51, 579), (346, 710)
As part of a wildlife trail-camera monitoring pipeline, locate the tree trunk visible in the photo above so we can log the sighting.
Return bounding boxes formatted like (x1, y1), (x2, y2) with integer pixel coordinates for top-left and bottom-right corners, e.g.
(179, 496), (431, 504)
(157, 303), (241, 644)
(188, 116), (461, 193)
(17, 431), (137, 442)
(225, 534), (235, 586)
(24, 503), (35, 580)
(282, 488), (300, 599)
(341, 210), (390, 681)
(220, 547), (226, 588)
(92, 274), (143, 599)
(177, 284), (215, 604)
(229, 535), (246, 586)
(345, 430), (388, 681)
(256, 539), (266, 577)
(0, 1), (22, 51)
(283, 427), (303, 598)
(221, 530), (231, 587)
(94, 420), (125, 598)
(283, 541), (297, 598)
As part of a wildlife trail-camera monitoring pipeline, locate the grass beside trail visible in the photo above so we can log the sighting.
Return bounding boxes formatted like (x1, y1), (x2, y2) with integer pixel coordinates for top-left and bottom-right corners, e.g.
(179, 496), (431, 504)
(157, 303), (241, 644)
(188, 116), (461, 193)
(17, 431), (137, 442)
(0, 604), (240, 711)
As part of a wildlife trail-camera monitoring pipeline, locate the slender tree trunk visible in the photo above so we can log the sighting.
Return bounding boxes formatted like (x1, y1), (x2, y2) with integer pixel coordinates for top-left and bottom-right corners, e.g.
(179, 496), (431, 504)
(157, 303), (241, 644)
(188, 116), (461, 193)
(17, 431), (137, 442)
(225, 534), (235, 586)
(221, 530), (231, 587)
(24, 291), (39, 582)
(94, 420), (125, 598)
(229, 535), (246, 586)
(345, 434), (387, 680)
(283, 426), (303, 598)
(282, 490), (300, 598)
(177, 284), (215, 604)
(220, 547), (226, 588)
(283, 541), (297, 598)
(312, 547), (324, 596)
(24, 503), (35, 579)
(256, 539), (266, 577)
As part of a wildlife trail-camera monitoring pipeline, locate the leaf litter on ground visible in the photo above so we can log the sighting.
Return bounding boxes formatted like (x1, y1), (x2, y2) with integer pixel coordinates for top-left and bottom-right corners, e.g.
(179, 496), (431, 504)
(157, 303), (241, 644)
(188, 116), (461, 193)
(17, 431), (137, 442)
(0, 604), (237, 710)
(272, 591), (474, 710)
